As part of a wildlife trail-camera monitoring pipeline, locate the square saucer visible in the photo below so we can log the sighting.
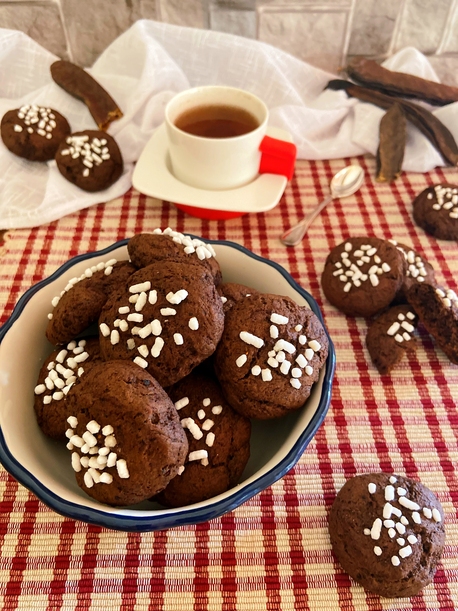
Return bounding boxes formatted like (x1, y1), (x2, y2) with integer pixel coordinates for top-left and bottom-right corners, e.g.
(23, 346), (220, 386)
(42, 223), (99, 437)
(132, 123), (293, 219)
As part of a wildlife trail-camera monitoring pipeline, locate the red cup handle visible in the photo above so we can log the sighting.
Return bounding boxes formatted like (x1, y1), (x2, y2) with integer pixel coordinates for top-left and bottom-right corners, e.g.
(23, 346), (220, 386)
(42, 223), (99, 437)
(259, 135), (297, 180)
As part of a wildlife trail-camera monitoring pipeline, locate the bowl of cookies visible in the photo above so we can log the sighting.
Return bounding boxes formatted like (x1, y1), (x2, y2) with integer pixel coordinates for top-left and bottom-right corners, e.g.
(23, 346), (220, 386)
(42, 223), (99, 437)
(0, 229), (335, 531)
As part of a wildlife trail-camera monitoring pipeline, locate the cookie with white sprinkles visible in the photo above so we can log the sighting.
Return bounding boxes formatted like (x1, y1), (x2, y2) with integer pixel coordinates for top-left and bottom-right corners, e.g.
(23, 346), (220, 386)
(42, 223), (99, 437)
(156, 371), (251, 508)
(366, 305), (418, 374)
(321, 237), (406, 318)
(214, 293), (329, 419)
(407, 281), (458, 364)
(34, 337), (101, 440)
(1, 105), (71, 161)
(218, 282), (259, 314)
(413, 183), (458, 241)
(65, 360), (188, 506)
(329, 473), (445, 598)
(127, 229), (222, 285)
(55, 129), (123, 192)
(98, 260), (225, 387)
(389, 240), (436, 304)
(46, 259), (136, 345)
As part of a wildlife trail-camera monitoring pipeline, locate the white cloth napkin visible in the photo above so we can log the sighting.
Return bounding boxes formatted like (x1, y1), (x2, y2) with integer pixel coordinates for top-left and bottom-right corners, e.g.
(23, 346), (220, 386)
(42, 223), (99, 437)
(1, 19), (457, 229)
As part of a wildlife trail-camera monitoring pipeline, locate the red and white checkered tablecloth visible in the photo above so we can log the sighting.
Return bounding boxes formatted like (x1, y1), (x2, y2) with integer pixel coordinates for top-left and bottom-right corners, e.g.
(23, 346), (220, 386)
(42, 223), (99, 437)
(0, 157), (457, 610)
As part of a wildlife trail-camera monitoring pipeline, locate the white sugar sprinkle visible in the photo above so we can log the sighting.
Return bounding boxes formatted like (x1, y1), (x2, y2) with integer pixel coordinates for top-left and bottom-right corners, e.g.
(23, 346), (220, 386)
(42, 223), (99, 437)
(160, 307), (176, 316)
(270, 325), (279, 339)
(270, 313), (289, 325)
(240, 331), (264, 349)
(151, 337), (164, 358)
(133, 356), (148, 369)
(370, 518), (382, 540)
(189, 317), (199, 330)
(175, 397), (189, 410)
(261, 368), (272, 381)
(236, 354), (248, 367)
(399, 497), (420, 511)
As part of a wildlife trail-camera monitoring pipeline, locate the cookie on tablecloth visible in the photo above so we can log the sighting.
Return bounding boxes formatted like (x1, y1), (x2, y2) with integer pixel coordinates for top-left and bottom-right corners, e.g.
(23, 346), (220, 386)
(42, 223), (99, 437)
(98, 260), (225, 387)
(65, 360), (188, 506)
(127, 229), (222, 285)
(321, 237), (406, 318)
(1, 105), (70, 161)
(55, 130), (123, 192)
(34, 337), (101, 440)
(214, 293), (328, 419)
(389, 240), (436, 303)
(329, 473), (445, 598)
(156, 371), (251, 507)
(218, 282), (259, 313)
(412, 183), (458, 241)
(366, 305), (418, 374)
(46, 259), (136, 345)
(406, 282), (458, 364)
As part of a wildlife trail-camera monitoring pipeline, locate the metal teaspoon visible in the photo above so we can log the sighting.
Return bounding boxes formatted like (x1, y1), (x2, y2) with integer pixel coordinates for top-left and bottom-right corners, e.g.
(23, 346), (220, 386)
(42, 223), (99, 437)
(280, 165), (365, 247)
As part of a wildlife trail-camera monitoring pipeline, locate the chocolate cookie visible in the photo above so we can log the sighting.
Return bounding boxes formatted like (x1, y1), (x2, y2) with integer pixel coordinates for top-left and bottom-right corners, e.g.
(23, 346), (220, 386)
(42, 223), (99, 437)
(1, 105), (70, 161)
(55, 130), (123, 192)
(98, 260), (225, 387)
(389, 240), (436, 303)
(407, 282), (458, 364)
(412, 183), (458, 241)
(65, 360), (188, 506)
(156, 371), (251, 507)
(321, 237), (406, 318)
(46, 259), (136, 345)
(366, 305), (418, 374)
(127, 230), (222, 285)
(218, 282), (259, 313)
(329, 473), (445, 598)
(214, 293), (329, 420)
(34, 338), (101, 440)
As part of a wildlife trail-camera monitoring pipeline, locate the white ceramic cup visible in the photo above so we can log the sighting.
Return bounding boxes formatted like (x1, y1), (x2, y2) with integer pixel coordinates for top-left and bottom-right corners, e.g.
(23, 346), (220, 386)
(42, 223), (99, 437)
(165, 86), (269, 191)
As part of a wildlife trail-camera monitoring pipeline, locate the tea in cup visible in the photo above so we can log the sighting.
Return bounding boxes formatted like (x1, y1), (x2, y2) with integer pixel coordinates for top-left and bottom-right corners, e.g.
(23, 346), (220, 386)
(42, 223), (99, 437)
(165, 86), (296, 191)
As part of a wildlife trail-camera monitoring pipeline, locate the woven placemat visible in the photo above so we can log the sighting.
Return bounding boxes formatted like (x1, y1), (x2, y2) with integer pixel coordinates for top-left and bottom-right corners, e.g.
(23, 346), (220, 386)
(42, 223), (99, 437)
(0, 157), (457, 611)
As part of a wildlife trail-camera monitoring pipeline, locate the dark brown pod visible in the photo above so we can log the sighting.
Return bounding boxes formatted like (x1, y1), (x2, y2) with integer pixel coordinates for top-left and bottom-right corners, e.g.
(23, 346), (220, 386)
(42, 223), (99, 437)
(51, 60), (123, 131)
(346, 57), (458, 106)
(326, 80), (458, 167)
(376, 103), (406, 183)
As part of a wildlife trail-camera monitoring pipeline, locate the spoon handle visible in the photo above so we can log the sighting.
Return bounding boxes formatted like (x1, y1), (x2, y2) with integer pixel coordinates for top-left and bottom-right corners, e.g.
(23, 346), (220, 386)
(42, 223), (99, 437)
(280, 193), (334, 246)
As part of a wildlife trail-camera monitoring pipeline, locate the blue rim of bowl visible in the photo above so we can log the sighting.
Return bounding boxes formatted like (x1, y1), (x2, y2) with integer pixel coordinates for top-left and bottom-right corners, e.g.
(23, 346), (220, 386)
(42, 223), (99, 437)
(0, 237), (335, 532)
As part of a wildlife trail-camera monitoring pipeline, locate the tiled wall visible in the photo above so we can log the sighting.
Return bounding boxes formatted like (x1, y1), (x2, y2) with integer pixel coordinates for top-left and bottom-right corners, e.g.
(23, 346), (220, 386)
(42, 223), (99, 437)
(1, 0), (458, 83)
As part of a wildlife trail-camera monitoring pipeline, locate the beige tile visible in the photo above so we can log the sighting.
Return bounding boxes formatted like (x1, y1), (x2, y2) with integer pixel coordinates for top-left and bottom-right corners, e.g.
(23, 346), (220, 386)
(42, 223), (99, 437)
(438, 2), (458, 53)
(213, 0), (255, 7)
(210, 7), (256, 38)
(0, 3), (68, 59)
(348, 0), (401, 57)
(61, 0), (157, 67)
(429, 55), (458, 87)
(257, 3), (353, 73)
(157, 0), (207, 27)
(393, 0), (453, 54)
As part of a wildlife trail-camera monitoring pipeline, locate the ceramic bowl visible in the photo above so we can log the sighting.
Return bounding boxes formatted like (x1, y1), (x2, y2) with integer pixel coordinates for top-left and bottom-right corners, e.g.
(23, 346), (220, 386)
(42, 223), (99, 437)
(0, 238), (335, 532)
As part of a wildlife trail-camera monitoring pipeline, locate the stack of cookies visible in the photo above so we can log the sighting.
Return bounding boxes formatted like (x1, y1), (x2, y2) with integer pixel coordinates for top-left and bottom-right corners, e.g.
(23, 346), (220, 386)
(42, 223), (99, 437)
(34, 228), (329, 508)
(321, 235), (458, 374)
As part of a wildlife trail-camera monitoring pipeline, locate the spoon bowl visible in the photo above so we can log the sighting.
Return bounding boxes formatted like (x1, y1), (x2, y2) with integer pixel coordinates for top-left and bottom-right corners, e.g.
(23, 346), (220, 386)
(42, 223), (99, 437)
(281, 165), (365, 246)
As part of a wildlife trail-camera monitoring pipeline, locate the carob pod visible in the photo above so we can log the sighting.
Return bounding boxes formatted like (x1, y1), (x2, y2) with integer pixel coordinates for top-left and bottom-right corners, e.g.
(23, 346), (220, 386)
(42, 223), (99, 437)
(51, 60), (123, 131)
(346, 57), (458, 106)
(327, 79), (458, 166)
(376, 103), (406, 183)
